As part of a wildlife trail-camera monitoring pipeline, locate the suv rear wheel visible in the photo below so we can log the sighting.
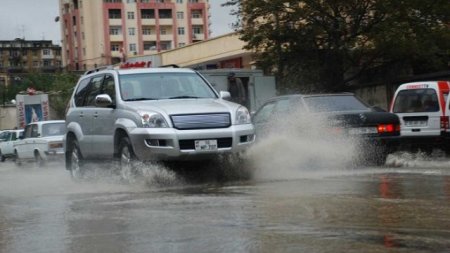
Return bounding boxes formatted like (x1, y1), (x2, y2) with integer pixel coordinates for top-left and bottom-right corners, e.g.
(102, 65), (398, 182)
(118, 136), (139, 182)
(66, 139), (85, 180)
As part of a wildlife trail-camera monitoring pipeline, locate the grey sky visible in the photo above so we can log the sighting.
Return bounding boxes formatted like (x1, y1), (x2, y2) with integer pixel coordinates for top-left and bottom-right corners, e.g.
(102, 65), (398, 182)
(0, 0), (235, 44)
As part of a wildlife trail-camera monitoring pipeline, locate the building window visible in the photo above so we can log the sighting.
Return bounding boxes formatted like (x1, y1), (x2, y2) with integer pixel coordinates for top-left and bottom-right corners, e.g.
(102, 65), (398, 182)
(143, 41), (156, 50)
(126, 0), (136, 3)
(129, 43), (136, 52)
(43, 49), (51, 55)
(142, 27), (152, 35)
(178, 42), (185, 47)
(193, 26), (202, 34)
(108, 9), (121, 19)
(110, 26), (121, 35)
(33, 61), (39, 67)
(43, 60), (51, 67)
(176, 0), (183, 3)
(128, 28), (135, 36)
(177, 27), (185, 35)
(141, 9), (155, 19)
(159, 9), (172, 19)
(176, 11), (183, 19)
(192, 10), (202, 18)
(160, 28), (166, 35)
(127, 12), (134, 19)
(111, 44), (120, 51)
(160, 41), (171, 50)
(188, 0), (198, 3)
(141, 0), (150, 3)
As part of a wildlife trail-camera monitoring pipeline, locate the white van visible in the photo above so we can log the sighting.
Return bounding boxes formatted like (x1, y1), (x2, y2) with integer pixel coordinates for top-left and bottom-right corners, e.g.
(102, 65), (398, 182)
(389, 81), (450, 151)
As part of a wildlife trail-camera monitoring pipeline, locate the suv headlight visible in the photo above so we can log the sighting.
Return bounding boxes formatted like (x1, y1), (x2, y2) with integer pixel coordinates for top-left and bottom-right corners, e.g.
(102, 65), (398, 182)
(139, 112), (168, 128)
(235, 106), (251, 125)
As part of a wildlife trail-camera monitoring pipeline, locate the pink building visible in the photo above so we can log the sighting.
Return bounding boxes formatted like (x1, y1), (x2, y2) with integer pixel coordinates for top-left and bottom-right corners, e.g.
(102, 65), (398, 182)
(59, 0), (210, 70)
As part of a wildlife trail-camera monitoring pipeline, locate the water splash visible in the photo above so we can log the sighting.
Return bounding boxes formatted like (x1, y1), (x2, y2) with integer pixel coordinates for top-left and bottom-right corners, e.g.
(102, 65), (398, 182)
(245, 111), (359, 181)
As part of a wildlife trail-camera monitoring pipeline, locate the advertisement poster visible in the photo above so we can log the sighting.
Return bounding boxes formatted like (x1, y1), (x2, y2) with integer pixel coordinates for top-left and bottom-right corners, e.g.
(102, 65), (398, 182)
(16, 93), (49, 129)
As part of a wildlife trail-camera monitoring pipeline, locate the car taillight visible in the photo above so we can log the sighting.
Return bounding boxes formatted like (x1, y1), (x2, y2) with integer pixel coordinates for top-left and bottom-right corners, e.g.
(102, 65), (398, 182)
(377, 124), (398, 133)
(440, 116), (449, 129)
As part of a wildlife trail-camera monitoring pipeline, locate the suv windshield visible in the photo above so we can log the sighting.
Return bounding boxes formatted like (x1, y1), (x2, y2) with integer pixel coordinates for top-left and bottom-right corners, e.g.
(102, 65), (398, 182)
(119, 72), (217, 101)
(303, 95), (369, 112)
(392, 89), (439, 113)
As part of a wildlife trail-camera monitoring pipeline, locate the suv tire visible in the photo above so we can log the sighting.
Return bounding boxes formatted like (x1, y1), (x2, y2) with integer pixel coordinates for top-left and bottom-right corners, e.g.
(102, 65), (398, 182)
(118, 136), (139, 182)
(66, 139), (85, 180)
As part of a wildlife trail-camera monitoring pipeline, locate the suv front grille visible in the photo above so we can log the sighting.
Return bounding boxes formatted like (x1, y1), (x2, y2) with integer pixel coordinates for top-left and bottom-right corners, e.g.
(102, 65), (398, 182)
(179, 138), (233, 150)
(171, 113), (231, 130)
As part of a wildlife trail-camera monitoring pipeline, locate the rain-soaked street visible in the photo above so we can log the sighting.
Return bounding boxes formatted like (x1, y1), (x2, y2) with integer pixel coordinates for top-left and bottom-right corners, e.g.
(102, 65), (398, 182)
(0, 149), (449, 253)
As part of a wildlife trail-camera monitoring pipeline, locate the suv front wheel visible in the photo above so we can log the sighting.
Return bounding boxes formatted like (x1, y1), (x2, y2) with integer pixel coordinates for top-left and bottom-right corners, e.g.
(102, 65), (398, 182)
(118, 136), (139, 182)
(66, 138), (85, 180)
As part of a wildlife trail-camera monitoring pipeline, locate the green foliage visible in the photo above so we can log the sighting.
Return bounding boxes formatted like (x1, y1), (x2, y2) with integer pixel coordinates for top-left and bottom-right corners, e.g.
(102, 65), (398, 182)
(225, 0), (450, 92)
(4, 72), (79, 119)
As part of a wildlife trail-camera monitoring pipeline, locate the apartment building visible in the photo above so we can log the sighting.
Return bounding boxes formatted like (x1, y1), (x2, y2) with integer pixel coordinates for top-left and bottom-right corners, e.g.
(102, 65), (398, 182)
(59, 0), (210, 70)
(0, 39), (62, 74)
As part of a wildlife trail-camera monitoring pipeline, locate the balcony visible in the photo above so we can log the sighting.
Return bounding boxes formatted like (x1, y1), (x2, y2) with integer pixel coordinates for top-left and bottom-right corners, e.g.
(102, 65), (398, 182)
(191, 18), (204, 25)
(141, 19), (156, 25)
(109, 35), (124, 42)
(109, 19), (122, 26)
(159, 19), (173, 26)
(142, 34), (157, 41)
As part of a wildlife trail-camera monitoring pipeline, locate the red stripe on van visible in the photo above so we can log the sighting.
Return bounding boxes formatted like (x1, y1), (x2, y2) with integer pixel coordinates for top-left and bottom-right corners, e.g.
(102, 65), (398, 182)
(438, 81), (450, 115)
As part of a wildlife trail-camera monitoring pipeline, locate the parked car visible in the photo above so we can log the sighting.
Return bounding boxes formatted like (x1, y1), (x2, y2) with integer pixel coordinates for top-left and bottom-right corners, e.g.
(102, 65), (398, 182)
(252, 93), (400, 165)
(390, 81), (450, 153)
(64, 66), (255, 180)
(0, 129), (24, 162)
(14, 120), (66, 166)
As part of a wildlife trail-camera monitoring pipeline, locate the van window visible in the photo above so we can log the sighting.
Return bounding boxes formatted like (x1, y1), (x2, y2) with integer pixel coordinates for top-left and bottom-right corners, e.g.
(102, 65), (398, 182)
(393, 88), (439, 113)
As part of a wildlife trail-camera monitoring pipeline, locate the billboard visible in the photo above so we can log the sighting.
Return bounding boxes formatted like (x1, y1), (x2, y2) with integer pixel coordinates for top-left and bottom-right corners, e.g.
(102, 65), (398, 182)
(16, 93), (49, 129)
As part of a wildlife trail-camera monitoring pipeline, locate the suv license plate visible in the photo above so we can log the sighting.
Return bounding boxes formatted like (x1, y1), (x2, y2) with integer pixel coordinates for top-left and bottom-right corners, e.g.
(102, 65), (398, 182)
(195, 140), (218, 151)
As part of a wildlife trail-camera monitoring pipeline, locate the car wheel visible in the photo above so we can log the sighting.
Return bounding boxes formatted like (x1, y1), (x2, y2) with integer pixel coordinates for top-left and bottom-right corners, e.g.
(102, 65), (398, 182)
(34, 151), (45, 168)
(0, 150), (5, 162)
(67, 139), (85, 180)
(118, 136), (139, 183)
(14, 151), (21, 166)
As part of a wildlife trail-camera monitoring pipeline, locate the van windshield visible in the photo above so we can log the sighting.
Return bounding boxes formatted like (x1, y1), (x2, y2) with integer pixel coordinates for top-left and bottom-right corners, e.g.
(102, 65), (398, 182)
(392, 89), (439, 113)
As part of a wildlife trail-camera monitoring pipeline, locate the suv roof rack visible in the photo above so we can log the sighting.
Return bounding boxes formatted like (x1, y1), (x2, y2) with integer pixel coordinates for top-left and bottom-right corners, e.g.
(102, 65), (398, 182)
(83, 65), (114, 75)
(160, 64), (180, 68)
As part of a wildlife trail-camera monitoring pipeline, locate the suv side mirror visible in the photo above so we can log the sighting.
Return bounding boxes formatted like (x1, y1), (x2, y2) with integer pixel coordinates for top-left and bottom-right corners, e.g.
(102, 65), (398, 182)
(95, 94), (113, 107)
(220, 91), (231, 100)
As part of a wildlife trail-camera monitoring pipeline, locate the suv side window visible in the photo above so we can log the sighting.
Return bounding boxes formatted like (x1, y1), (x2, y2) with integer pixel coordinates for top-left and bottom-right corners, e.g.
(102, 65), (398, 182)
(74, 78), (91, 107)
(102, 74), (116, 104)
(85, 75), (104, 107)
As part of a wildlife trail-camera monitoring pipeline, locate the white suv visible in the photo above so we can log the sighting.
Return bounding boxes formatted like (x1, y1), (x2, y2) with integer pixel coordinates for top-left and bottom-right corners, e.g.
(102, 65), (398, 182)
(64, 66), (255, 179)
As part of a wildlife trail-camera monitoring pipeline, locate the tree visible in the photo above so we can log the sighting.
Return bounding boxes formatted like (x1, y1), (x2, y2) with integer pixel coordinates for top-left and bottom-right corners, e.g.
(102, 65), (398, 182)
(224, 0), (450, 93)
(6, 72), (79, 119)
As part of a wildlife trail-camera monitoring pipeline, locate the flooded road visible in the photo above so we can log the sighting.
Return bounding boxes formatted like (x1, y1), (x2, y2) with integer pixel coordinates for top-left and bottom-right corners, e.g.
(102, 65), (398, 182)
(0, 154), (449, 253)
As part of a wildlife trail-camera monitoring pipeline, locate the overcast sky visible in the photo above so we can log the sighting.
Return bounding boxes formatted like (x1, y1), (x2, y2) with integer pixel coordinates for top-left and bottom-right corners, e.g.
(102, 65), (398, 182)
(0, 0), (235, 44)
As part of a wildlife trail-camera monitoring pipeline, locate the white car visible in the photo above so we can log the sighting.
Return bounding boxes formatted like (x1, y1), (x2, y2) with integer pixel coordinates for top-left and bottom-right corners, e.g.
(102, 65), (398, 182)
(14, 120), (66, 166)
(0, 129), (24, 162)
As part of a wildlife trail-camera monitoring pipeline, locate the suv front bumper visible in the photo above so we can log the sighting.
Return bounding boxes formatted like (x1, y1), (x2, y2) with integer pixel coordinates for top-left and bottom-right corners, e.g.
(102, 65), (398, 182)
(128, 124), (255, 161)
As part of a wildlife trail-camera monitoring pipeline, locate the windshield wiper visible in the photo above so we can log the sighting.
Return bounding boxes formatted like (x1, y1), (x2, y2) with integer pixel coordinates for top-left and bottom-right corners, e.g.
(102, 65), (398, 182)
(168, 95), (199, 99)
(124, 97), (159, 101)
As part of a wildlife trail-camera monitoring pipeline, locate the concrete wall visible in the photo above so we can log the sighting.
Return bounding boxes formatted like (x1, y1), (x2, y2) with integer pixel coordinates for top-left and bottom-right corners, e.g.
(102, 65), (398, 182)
(0, 105), (17, 130)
